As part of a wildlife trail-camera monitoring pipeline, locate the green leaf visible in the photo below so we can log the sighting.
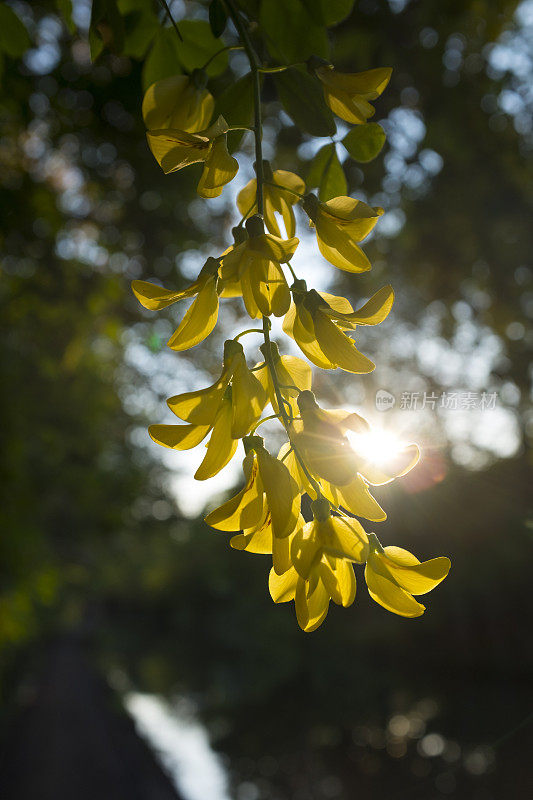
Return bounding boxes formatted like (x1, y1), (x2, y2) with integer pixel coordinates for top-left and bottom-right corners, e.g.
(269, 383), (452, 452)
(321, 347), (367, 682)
(55, 0), (76, 34)
(89, 0), (125, 61)
(342, 123), (386, 163)
(142, 28), (182, 91)
(306, 0), (355, 26)
(0, 4), (30, 58)
(118, 0), (159, 59)
(307, 144), (347, 201)
(259, 0), (329, 63)
(209, 0), (228, 38)
(214, 73), (255, 151)
(274, 68), (335, 138)
(176, 20), (227, 77)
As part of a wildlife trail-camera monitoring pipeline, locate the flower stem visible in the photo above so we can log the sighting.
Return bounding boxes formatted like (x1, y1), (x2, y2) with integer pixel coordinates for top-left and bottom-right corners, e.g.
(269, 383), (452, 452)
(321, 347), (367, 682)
(223, 0), (264, 215)
(224, 0), (321, 500)
(234, 328), (264, 341)
(201, 44), (244, 71)
(250, 413), (282, 433)
(264, 180), (306, 200)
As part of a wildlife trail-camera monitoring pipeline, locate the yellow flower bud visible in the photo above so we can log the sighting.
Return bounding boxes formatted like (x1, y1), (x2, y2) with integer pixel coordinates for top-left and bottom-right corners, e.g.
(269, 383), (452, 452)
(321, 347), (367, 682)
(313, 64), (392, 125)
(364, 535), (451, 617)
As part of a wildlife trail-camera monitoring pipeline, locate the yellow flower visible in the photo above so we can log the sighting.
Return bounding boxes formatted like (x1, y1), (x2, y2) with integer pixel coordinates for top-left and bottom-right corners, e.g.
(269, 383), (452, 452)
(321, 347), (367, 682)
(365, 534), (450, 618)
(142, 73), (214, 133)
(269, 497), (368, 632)
(220, 216), (298, 318)
(280, 443), (386, 522)
(283, 284), (393, 373)
(148, 340), (267, 479)
(205, 435), (301, 540)
(229, 510), (304, 576)
(131, 257), (221, 351)
(302, 194), (383, 273)
(290, 390), (369, 486)
(253, 341), (312, 417)
(146, 116), (238, 198)
(290, 391), (419, 487)
(237, 164), (305, 237)
(311, 60), (392, 125)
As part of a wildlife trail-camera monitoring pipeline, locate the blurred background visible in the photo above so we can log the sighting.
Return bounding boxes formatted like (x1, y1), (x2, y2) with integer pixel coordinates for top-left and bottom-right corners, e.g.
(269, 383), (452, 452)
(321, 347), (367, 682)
(0, 0), (532, 798)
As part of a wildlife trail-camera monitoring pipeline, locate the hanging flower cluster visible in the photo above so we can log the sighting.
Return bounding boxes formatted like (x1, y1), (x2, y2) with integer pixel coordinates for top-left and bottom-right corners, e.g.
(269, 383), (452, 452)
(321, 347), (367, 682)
(134, 38), (450, 631)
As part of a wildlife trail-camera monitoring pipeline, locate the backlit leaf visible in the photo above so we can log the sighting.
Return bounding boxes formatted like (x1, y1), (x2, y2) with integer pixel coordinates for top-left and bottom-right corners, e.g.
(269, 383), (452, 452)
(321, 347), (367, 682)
(342, 123), (386, 163)
(142, 29), (182, 92)
(306, 0), (355, 26)
(260, 0), (329, 63)
(176, 20), (228, 77)
(307, 144), (347, 201)
(275, 69), (336, 138)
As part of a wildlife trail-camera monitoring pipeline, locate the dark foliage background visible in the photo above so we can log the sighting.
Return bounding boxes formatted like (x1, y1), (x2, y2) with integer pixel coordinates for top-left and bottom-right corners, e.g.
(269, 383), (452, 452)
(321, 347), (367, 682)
(0, 1), (531, 798)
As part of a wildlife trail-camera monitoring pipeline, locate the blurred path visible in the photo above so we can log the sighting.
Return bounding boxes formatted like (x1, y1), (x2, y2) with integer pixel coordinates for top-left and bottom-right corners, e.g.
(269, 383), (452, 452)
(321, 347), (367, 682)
(0, 637), (181, 800)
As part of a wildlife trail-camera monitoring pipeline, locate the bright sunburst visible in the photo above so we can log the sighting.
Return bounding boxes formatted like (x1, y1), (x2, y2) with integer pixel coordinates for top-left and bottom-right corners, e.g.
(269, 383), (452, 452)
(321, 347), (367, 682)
(347, 428), (407, 468)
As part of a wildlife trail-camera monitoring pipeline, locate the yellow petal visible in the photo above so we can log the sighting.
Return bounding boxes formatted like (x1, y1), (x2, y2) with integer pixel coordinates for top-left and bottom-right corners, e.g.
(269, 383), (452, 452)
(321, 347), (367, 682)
(269, 566), (298, 603)
(263, 194), (282, 238)
(131, 279), (200, 310)
(321, 197), (383, 237)
(277, 443), (316, 495)
(291, 521), (321, 579)
(319, 557), (356, 607)
(236, 179), (258, 220)
(327, 285), (394, 329)
(313, 312), (375, 373)
(319, 67), (392, 98)
(365, 559), (425, 617)
(205, 452), (264, 531)
(322, 85), (375, 124)
(240, 264), (261, 319)
(142, 75), (214, 132)
(293, 305), (335, 369)
(256, 447), (300, 538)
(282, 301), (296, 338)
(295, 575), (329, 632)
(382, 548), (451, 596)
(167, 276), (219, 351)
(317, 291), (354, 315)
(316, 224), (372, 272)
(167, 376), (228, 425)
(230, 513), (272, 553)
(197, 137), (238, 198)
(146, 129), (209, 173)
(278, 355), (312, 394)
(273, 169), (305, 199)
(327, 516), (369, 563)
(358, 443), (420, 485)
(148, 423), (210, 450)
(231, 354), (268, 438)
(255, 258), (291, 317)
(253, 234), (299, 263)
(335, 558), (357, 607)
(194, 399), (237, 480)
(324, 476), (386, 522)
(272, 529), (294, 575)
